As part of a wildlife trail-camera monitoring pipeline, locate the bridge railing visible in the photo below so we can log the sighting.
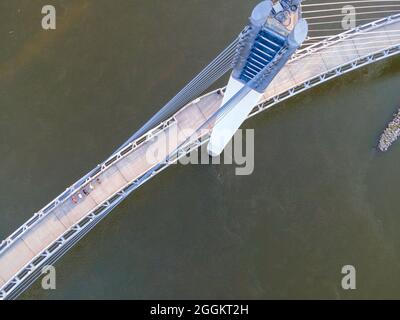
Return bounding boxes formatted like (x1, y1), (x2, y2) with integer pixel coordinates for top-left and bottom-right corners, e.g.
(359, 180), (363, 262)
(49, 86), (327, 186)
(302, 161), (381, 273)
(254, 13), (400, 118)
(293, 13), (400, 60)
(251, 46), (400, 119)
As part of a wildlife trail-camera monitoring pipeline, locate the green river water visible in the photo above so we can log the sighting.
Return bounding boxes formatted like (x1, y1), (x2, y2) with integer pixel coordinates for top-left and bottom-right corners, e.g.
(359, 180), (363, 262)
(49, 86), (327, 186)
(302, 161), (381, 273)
(0, 0), (400, 299)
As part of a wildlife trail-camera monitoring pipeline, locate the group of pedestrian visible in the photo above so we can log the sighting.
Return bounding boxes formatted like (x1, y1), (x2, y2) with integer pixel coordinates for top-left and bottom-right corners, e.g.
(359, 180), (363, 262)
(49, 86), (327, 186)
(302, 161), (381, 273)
(71, 177), (101, 204)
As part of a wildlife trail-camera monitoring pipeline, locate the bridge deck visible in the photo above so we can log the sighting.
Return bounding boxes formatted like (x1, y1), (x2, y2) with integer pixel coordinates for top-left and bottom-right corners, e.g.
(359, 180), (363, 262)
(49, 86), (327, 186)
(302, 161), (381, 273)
(1, 15), (399, 297)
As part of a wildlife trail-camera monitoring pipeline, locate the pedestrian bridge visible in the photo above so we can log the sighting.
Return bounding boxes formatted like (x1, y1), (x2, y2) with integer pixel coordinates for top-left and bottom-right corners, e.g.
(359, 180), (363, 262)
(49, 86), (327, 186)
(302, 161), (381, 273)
(1, 14), (400, 299)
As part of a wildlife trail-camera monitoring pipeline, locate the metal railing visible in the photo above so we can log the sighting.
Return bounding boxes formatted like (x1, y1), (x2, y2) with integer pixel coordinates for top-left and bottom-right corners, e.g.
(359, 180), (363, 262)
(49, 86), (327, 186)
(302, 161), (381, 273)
(293, 13), (400, 60)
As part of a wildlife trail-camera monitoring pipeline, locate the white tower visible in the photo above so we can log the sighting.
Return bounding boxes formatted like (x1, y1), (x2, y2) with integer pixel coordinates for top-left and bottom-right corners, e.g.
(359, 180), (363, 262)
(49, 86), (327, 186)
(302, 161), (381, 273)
(207, 0), (307, 156)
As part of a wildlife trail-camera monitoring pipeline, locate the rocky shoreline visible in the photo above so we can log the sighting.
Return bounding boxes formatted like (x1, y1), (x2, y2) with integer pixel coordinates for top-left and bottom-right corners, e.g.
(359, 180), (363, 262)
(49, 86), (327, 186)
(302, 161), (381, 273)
(378, 108), (400, 152)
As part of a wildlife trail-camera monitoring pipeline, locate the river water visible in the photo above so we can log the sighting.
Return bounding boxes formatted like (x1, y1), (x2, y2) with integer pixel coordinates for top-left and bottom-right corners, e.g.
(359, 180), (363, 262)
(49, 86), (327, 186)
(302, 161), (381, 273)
(1, 0), (400, 299)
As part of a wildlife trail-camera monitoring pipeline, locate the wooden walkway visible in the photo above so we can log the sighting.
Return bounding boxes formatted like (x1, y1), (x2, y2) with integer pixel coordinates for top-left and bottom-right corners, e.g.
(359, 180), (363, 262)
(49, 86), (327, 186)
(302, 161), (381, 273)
(1, 15), (399, 296)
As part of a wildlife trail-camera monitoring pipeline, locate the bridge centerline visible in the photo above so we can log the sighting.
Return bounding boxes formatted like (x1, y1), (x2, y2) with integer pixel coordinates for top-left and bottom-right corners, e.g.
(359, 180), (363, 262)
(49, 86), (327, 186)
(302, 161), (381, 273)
(1, 14), (400, 300)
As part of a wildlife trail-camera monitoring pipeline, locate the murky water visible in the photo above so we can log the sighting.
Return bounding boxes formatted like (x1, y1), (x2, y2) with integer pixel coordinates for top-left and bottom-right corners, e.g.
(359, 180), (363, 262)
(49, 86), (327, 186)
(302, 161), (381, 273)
(1, 0), (400, 299)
